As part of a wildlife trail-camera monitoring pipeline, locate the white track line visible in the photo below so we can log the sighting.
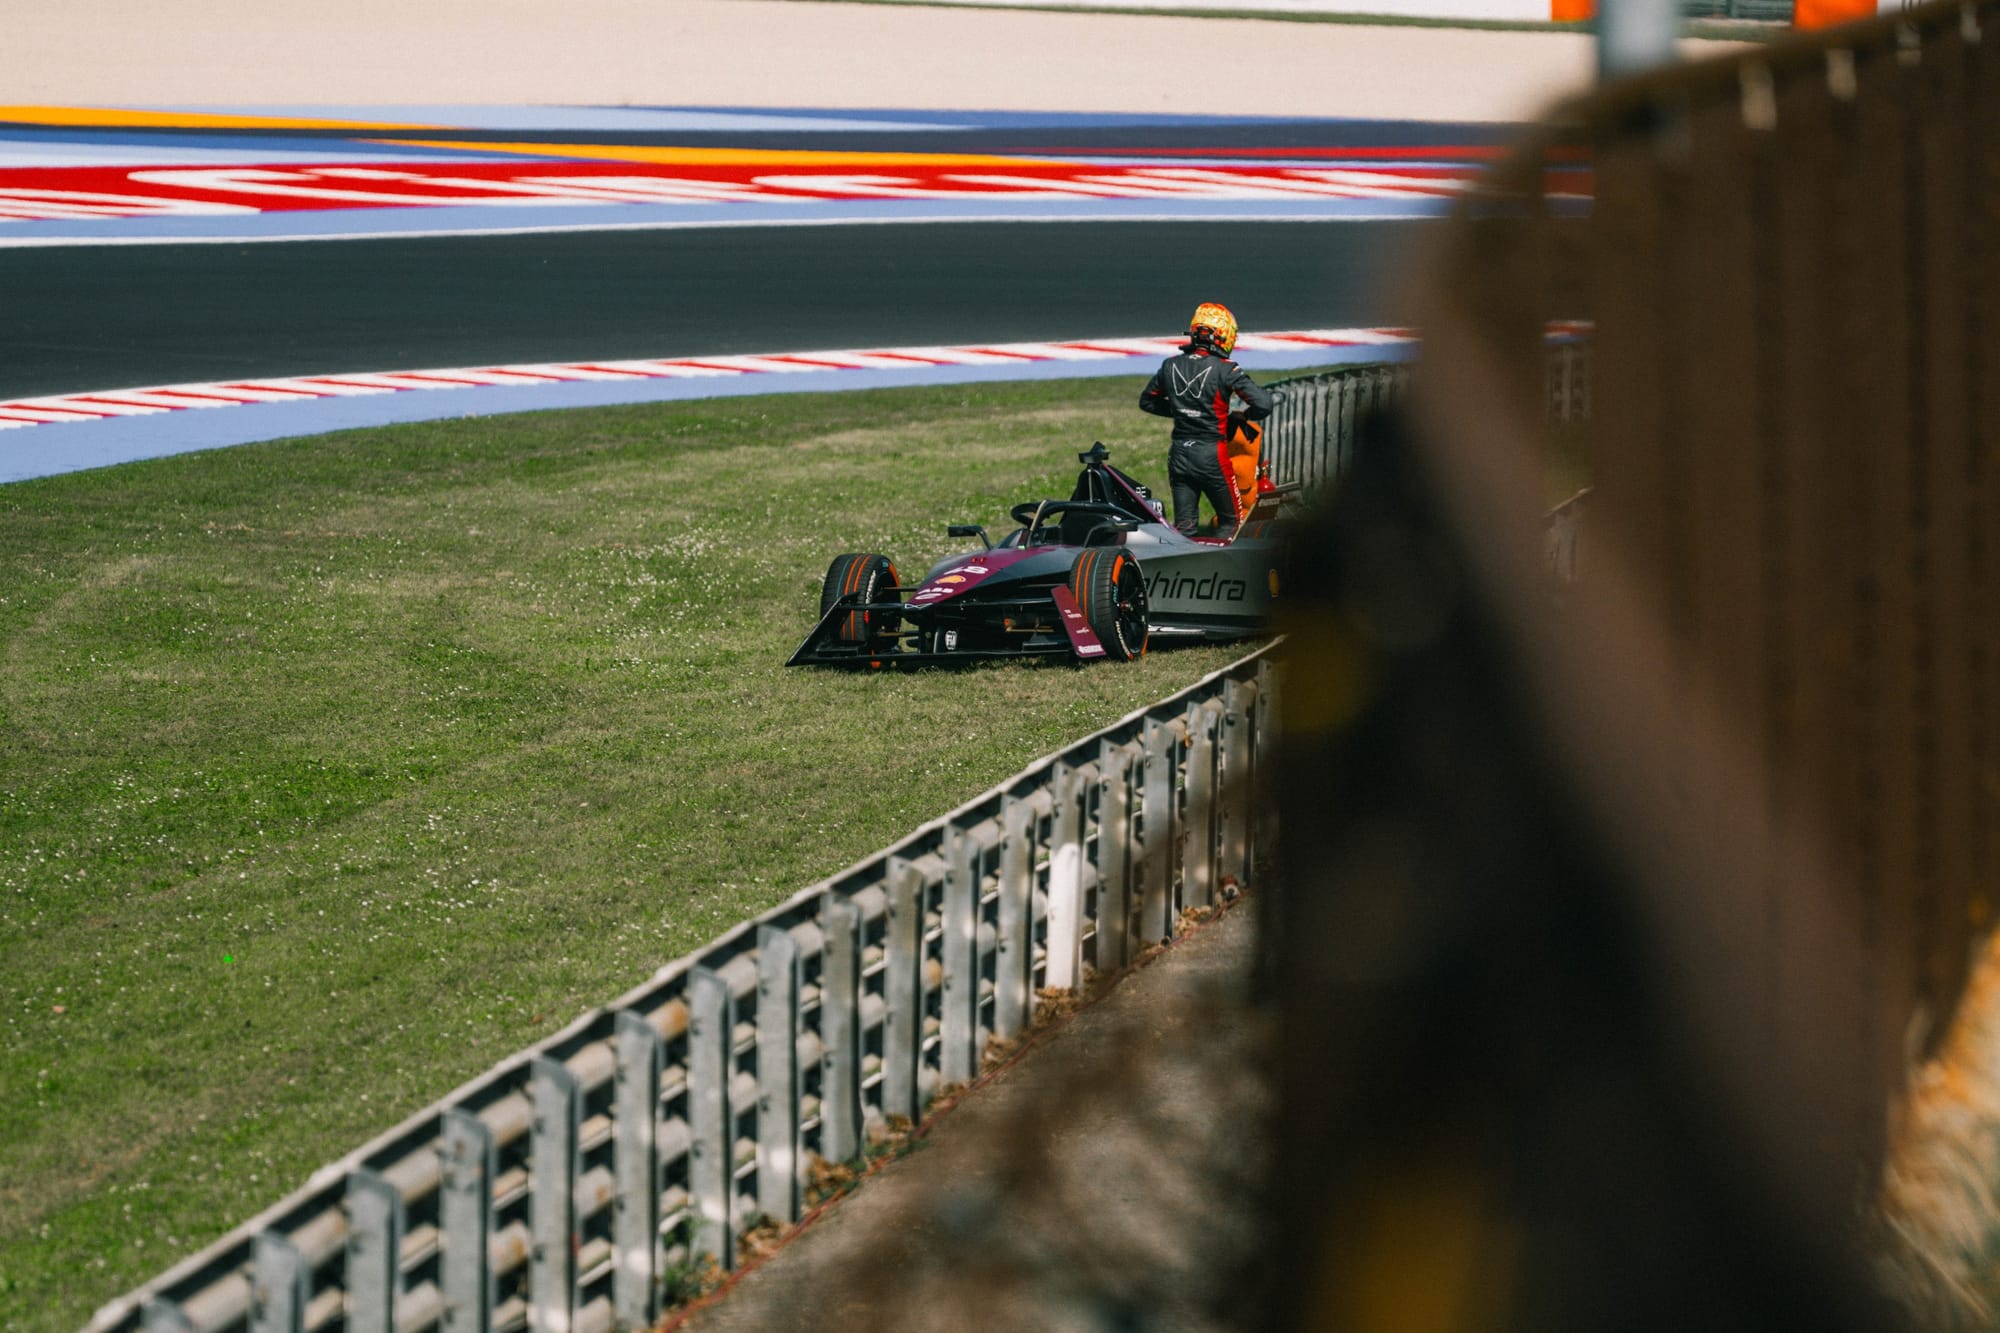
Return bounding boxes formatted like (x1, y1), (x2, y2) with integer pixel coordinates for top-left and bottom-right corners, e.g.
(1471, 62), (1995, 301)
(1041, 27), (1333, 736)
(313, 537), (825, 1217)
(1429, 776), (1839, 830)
(1, 328), (1419, 434)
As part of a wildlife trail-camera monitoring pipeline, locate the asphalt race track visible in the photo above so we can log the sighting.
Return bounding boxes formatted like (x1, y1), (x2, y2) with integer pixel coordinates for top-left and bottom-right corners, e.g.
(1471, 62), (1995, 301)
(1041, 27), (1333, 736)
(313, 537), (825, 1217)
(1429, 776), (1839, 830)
(0, 106), (1532, 466)
(0, 107), (1516, 395)
(0, 221), (1420, 400)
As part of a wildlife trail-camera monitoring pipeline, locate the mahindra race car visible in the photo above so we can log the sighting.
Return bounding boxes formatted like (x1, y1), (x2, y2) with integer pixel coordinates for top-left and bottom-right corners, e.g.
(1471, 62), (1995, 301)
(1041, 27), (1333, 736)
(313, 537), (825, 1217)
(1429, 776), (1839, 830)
(788, 443), (1293, 669)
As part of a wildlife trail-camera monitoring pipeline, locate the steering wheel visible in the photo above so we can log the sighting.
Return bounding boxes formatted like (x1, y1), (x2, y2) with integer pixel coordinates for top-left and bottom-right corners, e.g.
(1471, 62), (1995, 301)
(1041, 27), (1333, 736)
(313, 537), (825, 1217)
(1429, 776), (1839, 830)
(1008, 496), (1136, 544)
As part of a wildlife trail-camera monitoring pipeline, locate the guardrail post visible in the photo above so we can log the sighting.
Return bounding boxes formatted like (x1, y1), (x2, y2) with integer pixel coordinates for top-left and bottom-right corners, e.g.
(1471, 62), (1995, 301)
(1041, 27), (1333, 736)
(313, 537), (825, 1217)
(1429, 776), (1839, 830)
(251, 1231), (308, 1333)
(1138, 720), (1177, 943)
(820, 897), (863, 1163)
(940, 827), (981, 1083)
(1337, 376), (1358, 485)
(1220, 678), (1257, 889)
(1184, 702), (1220, 910)
(995, 798), (1036, 1038)
(347, 1169), (404, 1333)
(687, 968), (735, 1270)
(1046, 764), (1087, 989)
(440, 1108), (495, 1331)
(529, 1056), (580, 1330)
(883, 858), (923, 1123)
(612, 1011), (663, 1327)
(755, 925), (803, 1225)
(142, 1299), (196, 1333)
(1255, 658), (1280, 863)
(1095, 742), (1137, 970)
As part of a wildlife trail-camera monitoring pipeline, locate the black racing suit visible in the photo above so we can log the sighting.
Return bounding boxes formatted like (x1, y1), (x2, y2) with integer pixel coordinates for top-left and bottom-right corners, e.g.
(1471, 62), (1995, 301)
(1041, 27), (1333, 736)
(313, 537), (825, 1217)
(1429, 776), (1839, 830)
(1139, 344), (1273, 536)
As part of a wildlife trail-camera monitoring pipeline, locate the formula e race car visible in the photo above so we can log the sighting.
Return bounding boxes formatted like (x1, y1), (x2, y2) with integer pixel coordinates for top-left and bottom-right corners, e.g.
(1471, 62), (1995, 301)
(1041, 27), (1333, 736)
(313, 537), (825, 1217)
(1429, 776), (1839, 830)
(788, 443), (1292, 669)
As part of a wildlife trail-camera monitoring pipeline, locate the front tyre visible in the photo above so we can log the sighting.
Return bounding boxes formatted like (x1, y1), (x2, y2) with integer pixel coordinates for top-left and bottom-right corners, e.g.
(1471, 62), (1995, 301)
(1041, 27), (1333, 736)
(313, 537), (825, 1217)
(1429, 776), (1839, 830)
(820, 553), (900, 646)
(1068, 549), (1148, 662)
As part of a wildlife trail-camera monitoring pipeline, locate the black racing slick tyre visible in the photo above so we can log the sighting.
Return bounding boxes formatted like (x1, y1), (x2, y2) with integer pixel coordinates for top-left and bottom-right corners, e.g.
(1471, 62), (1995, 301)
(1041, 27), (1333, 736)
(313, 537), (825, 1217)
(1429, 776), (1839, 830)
(1068, 549), (1148, 662)
(820, 553), (900, 646)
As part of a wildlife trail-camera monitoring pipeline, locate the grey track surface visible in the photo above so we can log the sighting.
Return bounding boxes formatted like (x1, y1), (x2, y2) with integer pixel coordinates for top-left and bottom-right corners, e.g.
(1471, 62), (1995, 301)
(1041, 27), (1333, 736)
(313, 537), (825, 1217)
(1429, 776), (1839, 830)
(0, 221), (1423, 399)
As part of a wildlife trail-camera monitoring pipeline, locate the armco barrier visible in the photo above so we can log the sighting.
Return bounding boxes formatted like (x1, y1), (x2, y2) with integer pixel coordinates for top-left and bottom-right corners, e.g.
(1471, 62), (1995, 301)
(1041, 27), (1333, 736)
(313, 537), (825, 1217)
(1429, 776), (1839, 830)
(1262, 364), (1409, 498)
(91, 646), (1278, 1333)
(1262, 337), (1591, 499)
(1544, 487), (1592, 582)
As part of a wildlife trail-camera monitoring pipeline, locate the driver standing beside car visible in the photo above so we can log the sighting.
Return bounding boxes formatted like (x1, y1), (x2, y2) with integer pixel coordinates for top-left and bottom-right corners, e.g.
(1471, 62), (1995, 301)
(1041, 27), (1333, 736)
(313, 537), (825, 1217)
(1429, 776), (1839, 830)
(1139, 302), (1273, 539)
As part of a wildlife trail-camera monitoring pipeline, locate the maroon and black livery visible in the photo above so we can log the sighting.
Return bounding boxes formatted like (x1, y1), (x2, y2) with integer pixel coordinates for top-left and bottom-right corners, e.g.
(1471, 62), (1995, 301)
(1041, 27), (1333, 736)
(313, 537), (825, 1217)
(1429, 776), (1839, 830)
(789, 443), (1295, 670)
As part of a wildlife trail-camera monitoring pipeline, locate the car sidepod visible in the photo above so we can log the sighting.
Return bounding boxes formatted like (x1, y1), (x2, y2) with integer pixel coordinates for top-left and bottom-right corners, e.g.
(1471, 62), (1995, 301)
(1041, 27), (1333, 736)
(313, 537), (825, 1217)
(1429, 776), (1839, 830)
(1116, 525), (1273, 639)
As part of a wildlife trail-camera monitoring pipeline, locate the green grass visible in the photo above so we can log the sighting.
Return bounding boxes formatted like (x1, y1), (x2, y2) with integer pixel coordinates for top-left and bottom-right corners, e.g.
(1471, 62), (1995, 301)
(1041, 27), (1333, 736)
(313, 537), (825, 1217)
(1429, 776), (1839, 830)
(0, 376), (1262, 1330)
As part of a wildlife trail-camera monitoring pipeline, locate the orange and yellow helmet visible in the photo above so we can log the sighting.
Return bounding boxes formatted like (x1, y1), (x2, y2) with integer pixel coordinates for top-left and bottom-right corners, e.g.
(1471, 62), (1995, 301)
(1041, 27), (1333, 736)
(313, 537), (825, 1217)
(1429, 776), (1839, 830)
(1188, 302), (1239, 355)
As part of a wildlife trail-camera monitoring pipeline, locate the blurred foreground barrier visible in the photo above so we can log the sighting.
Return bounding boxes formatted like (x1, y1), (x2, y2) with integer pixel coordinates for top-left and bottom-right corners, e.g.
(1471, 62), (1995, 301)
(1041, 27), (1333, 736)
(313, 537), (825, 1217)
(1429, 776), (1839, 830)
(91, 649), (1276, 1333)
(1259, 0), (1997, 1327)
(1451, 0), (1999, 1142)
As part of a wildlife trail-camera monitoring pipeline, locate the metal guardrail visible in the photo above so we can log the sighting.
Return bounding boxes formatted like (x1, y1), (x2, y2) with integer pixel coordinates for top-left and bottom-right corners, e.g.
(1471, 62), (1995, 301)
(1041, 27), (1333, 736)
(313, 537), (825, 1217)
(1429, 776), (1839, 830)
(1262, 337), (1593, 500)
(1262, 364), (1409, 498)
(91, 647), (1279, 1333)
(1544, 486), (1593, 581)
(1545, 336), (1592, 425)
(1681, 0), (1795, 21)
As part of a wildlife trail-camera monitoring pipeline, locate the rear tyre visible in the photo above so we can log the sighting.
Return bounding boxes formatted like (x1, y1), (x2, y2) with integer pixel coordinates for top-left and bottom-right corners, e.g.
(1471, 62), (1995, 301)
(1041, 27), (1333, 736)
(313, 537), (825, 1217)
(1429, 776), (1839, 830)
(1068, 549), (1148, 662)
(820, 553), (900, 646)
